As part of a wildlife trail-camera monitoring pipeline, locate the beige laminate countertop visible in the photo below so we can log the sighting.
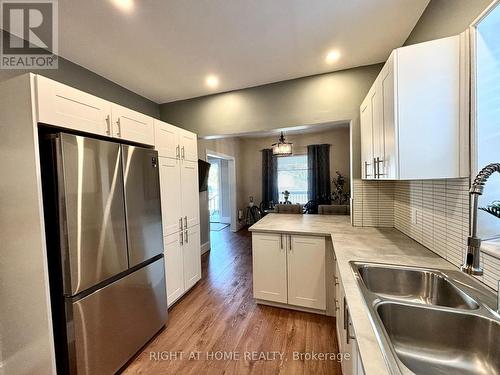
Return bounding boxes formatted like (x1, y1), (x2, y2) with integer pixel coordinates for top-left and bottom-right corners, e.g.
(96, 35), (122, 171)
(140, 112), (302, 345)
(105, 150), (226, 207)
(249, 214), (459, 375)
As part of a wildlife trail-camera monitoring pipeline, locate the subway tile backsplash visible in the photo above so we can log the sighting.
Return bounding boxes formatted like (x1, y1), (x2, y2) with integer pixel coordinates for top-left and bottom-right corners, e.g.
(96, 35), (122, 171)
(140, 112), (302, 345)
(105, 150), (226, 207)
(352, 178), (500, 291)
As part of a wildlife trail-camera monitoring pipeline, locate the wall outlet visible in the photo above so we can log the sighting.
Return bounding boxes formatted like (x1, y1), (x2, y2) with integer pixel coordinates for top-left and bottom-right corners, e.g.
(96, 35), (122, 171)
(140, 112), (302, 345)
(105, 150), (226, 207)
(411, 208), (418, 225)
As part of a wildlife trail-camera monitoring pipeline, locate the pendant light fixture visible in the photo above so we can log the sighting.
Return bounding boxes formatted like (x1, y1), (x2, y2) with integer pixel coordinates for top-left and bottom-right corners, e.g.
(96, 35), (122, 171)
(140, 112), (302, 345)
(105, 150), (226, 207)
(272, 132), (293, 157)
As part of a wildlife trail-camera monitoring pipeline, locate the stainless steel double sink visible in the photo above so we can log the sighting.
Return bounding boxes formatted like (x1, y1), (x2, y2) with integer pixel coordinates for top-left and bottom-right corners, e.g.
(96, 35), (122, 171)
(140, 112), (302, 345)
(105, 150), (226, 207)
(351, 262), (500, 375)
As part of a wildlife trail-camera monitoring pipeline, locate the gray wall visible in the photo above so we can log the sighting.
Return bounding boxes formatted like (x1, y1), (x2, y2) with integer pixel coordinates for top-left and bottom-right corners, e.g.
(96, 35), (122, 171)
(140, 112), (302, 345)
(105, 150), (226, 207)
(160, 65), (382, 138)
(404, 0), (492, 45)
(0, 31), (160, 118)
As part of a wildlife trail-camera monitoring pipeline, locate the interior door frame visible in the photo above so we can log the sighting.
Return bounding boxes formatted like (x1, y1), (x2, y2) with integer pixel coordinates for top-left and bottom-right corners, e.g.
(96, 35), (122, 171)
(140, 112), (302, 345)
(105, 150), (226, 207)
(206, 149), (238, 235)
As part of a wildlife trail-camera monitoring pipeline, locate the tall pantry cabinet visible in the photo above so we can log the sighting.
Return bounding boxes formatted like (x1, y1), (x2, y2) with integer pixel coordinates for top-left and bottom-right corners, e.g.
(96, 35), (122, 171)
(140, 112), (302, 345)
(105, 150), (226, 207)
(154, 120), (201, 306)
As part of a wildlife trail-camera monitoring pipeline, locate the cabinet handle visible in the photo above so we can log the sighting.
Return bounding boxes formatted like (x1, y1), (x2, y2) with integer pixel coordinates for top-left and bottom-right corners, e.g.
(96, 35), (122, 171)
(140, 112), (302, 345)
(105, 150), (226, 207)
(179, 217), (183, 231)
(176, 145), (180, 159)
(179, 231), (183, 245)
(376, 157), (386, 177)
(184, 229), (189, 243)
(181, 146), (185, 159)
(364, 161), (372, 177)
(280, 234), (283, 249)
(346, 309), (355, 344)
(289, 235), (292, 251)
(373, 157), (378, 178)
(184, 216), (188, 228)
(116, 118), (121, 137)
(335, 299), (339, 311)
(105, 115), (111, 135)
(334, 276), (339, 286)
(343, 297), (348, 330)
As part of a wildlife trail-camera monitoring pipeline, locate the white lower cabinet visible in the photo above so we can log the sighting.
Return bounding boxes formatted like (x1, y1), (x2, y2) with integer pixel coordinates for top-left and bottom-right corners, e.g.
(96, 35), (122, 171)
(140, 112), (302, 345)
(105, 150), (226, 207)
(288, 235), (326, 310)
(252, 232), (326, 310)
(335, 262), (364, 375)
(252, 232), (288, 303)
(164, 224), (201, 307)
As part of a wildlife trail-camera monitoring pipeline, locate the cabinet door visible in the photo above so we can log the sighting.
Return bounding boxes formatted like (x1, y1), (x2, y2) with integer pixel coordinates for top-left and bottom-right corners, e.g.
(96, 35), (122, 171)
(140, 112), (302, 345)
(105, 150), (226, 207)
(164, 232), (185, 306)
(335, 262), (342, 339)
(179, 129), (198, 162)
(180, 160), (200, 229)
(252, 233), (287, 303)
(183, 225), (201, 291)
(159, 157), (183, 236)
(287, 235), (326, 310)
(380, 53), (397, 179)
(36, 75), (112, 136)
(360, 95), (374, 179)
(154, 120), (180, 159)
(112, 104), (154, 145)
(341, 294), (354, 375)
(371, 79), (385, 180)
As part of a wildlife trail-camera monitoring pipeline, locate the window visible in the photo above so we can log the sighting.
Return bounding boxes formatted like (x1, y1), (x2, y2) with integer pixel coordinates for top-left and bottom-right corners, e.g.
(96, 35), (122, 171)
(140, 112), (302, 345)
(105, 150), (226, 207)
(277, 155), (308, 204)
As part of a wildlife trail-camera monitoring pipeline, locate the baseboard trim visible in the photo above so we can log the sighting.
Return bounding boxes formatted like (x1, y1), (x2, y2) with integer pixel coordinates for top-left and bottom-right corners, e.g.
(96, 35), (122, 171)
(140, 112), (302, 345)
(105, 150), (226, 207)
(254, 299), (327, 316)
(201, 241), (210, 255)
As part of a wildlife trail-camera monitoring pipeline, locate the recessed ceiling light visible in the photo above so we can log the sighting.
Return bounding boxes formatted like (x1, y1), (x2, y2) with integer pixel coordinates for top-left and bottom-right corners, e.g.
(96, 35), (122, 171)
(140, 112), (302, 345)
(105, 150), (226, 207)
(110, 0), (134, 12)
(206, 75), (219, 88)
(325, 50), (340, 64)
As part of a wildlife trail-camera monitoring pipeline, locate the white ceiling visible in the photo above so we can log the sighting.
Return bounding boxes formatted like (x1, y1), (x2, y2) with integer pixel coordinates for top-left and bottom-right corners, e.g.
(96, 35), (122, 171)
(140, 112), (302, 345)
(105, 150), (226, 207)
(57, 0), (429, 103)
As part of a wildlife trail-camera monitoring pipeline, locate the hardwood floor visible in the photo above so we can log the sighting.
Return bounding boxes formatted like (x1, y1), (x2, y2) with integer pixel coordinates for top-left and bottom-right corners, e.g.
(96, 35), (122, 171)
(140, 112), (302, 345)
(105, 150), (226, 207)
(123, 228), (342, 375)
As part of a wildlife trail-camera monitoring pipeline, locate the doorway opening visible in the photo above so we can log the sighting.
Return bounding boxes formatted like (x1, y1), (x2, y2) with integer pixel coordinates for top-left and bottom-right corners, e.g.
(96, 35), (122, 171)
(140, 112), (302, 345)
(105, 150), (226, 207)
(208, 156), (230, 232)
(206, 150), (238, 242)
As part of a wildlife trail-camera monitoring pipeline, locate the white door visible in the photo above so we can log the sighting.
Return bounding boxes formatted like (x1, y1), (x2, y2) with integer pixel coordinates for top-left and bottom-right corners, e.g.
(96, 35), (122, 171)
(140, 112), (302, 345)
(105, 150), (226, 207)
(112, 104), (154, 145)
(159, 157), (183, 236)
(287, 235), (326, 310)
(36, 75), (112, 136)
(164, 232), (184, 306)
(154, 120), (180, 159)
(360, 95), (374, 179)
(380, 53), (397, 180)
(181, 160), (200, 229)
(252, 232), (287, 303)
(179, 129), (198, 162)
(183, 225), (201, 290)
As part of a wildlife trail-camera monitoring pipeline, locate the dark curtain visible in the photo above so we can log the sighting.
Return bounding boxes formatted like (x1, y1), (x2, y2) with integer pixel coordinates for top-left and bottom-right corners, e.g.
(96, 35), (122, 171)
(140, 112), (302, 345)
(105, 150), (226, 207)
(261, 149), (278, 204)
(307, 144), (331, 204)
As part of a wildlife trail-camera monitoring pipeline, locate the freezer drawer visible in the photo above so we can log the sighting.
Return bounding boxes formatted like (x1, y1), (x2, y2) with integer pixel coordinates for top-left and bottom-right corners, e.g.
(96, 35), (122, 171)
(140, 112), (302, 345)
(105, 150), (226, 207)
(57, 134), (129, 296)
(70, 258), (167, 375)
(122, 145), (164, 267)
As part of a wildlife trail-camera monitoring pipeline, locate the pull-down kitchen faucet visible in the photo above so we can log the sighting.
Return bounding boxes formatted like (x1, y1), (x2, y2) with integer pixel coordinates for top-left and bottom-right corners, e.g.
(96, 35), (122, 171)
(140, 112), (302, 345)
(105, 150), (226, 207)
(461, 163), (500, 275)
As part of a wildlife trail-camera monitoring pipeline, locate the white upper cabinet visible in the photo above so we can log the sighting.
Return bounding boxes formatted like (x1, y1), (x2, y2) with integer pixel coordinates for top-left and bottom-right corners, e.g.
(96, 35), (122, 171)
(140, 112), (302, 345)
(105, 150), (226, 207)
(36, 75), (156, 146)
(179, 129), (198, 162)
(360, 34), (468, 180)
(111, 104), (154, 146)
(360, 93), (374, 179)
(154, 120), (180, 159)
(154, 120), (198, 162)
(36, 75), (112, 136)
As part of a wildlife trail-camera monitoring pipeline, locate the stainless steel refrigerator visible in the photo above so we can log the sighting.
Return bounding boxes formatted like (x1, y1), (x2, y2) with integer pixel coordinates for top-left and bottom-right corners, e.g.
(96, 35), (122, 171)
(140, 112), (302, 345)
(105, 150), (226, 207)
(39, 132), (167, 375)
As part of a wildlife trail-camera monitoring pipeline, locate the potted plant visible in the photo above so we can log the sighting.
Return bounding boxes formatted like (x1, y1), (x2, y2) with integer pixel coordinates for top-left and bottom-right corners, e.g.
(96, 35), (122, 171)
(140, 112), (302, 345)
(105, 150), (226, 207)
(331, 171), (350, 214)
